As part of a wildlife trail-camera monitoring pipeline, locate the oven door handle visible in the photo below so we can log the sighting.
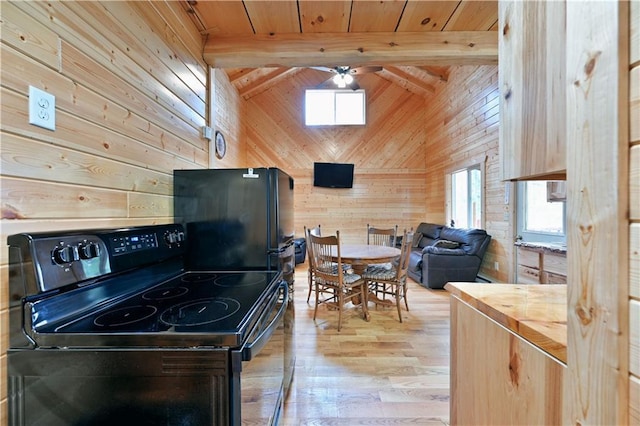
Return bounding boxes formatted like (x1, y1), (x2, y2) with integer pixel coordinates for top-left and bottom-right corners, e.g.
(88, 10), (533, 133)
(241, 281), (288, 362)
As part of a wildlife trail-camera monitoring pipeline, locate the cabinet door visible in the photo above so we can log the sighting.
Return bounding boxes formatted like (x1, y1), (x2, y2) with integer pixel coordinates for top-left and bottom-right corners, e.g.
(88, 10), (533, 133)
(518, 265), (541, 284)
(543, 271), (567, 284)
(499, 0), (566, 180)
(517, 247), (541, 284)
(450, 297), (564, 424)
(543, 252), (567, 276)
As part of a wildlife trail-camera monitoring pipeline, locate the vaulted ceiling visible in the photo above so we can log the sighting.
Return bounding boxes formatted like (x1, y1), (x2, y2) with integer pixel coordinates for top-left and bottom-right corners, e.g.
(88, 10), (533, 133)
(182, 1), (499, 99)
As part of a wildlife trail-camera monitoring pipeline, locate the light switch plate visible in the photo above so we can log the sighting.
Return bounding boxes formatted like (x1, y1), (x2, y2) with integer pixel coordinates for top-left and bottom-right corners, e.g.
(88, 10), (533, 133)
(201, 125), (213, 140)
(29, 86), (56, 131)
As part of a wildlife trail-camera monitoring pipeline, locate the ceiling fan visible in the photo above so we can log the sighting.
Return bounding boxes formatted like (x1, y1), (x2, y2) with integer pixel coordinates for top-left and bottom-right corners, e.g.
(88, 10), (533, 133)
(312, 65), (383, 90)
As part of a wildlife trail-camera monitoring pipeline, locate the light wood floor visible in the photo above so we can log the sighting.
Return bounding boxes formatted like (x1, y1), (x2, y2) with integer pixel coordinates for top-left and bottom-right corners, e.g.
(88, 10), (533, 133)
(281, 264), (451, 425)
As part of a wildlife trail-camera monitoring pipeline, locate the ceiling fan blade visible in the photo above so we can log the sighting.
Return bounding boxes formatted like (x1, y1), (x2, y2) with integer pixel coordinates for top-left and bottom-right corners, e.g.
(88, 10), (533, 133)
(309, 66), (337, 73)
(351, 66), (383, 74)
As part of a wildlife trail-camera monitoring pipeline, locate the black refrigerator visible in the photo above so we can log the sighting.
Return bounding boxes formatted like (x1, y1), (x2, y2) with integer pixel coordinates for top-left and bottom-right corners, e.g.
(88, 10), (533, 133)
(173, 167), (296, 398)
(173, 168), (295, 276)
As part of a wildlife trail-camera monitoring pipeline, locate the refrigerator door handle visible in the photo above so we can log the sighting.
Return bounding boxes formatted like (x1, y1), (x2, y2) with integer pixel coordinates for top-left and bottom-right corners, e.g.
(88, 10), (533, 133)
(268, 240), (294, 255)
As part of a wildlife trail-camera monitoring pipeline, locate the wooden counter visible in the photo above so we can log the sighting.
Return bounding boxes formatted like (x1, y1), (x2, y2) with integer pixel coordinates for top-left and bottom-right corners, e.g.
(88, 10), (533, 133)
(445, 282), (567, 363)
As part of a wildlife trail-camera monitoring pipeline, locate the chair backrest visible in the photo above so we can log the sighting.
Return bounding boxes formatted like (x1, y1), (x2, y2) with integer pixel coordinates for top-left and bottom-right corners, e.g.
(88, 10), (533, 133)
(367, 224), (398, 247)
(304, 225), (321, 268)
(309, 224), (321, 237)
(395, 229), (414, 280)
(308, 230), (345, 285)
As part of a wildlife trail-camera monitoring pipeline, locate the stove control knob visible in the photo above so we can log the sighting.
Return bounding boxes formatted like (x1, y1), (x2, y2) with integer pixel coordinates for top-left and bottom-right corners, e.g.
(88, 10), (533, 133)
(165, 232), (177, 244)
(52, 246), (78, 265)
(164, 230), (184, 247)
(78, 242), (100, 260)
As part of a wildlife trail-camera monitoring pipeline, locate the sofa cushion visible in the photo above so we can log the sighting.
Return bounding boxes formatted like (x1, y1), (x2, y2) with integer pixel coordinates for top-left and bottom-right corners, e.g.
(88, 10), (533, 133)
(433, 239), (460, 249)
(415, 223), (443, 240)
(424, 246), (466, 256)
(438, 227), (489, 256)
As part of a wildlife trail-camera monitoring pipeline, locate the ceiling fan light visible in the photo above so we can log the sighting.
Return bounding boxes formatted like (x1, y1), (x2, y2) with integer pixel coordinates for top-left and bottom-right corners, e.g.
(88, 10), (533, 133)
(333, 74), (347, 88)
(344, 74), (354, 84)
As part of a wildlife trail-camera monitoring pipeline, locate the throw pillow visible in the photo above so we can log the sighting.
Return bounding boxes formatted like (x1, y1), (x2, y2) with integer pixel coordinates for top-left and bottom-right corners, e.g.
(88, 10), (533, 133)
(434, 239), (460, 249)
(412, 232), (423, 248)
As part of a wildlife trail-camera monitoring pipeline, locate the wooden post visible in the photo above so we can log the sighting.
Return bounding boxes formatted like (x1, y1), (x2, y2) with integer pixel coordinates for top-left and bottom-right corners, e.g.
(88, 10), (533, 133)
(565, 1), (630, 424)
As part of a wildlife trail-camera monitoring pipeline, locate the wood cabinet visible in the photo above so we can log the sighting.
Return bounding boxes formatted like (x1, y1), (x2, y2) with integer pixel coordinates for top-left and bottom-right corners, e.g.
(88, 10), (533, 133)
(499, 0), (567, 180)
(516, 245), (567, 284)
(450, 296), (564, 424)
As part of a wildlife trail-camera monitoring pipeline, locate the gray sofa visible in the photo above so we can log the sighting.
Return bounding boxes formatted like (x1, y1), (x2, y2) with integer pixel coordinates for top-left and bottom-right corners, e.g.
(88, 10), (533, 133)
(403, 223), (491, 289)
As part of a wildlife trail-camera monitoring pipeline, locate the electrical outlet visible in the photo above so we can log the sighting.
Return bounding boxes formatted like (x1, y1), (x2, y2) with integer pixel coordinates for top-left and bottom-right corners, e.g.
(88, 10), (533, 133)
(28, 86), (56, 131)
(494, 261), (499, 271)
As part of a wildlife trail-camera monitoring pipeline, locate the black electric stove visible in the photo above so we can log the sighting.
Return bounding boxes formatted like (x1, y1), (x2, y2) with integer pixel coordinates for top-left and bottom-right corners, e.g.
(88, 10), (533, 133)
(9, 224), (282, 349)
(7, 223), (289, 425)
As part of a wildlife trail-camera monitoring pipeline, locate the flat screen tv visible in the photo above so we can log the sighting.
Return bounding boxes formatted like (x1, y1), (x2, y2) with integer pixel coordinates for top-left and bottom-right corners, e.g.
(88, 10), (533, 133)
(313, 162), (354, 188)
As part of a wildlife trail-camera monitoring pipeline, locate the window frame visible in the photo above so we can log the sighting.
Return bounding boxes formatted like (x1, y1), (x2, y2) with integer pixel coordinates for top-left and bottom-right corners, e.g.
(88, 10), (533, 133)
(304, 89), (366, 126)
(516, 181), (567, 244)
(445, 156), (486, 230)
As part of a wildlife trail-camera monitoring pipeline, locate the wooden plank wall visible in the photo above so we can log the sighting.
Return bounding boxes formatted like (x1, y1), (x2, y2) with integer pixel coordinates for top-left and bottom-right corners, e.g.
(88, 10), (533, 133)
(422, 65), (509, 283)
(210, 68), (246, 168)
(242, 69), (429, 244)
(0, 2), (242, 423)
(629, 1), (639, 423)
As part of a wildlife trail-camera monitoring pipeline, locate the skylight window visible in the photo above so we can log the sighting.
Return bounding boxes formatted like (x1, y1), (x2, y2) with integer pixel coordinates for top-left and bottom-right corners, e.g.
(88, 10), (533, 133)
(305, 89), (366, 126)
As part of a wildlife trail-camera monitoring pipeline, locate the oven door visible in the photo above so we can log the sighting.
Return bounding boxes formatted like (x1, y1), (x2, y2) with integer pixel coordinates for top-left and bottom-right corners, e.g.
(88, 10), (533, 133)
(230, 280), (288, 426)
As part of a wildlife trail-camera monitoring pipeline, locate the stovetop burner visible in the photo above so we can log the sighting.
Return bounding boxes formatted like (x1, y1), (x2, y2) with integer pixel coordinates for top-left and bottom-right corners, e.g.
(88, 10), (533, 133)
(94, 305), (158, 327)
(181, 274), (217, 283)
(160, 297), (242, 327)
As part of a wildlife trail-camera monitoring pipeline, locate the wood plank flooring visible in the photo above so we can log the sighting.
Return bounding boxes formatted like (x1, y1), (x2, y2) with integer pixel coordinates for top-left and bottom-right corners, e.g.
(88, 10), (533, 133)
(281, 264), (451, 425)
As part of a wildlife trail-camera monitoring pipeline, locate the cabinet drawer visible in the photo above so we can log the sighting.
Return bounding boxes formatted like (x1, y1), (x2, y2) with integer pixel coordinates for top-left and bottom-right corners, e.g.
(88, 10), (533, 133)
(517, 248), (541, 269)
(543, 252), (567, 275)
(542, 271), (567, 284)
(517, 265), (541, 284)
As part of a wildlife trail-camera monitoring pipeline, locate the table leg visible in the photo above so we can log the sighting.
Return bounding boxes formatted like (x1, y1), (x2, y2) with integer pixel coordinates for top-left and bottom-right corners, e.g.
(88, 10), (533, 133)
(349, 262), (366, 307)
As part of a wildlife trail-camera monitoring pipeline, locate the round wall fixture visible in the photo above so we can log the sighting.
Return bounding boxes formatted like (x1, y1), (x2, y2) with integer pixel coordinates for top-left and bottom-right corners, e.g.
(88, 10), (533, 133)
(215, 131), (226, 159)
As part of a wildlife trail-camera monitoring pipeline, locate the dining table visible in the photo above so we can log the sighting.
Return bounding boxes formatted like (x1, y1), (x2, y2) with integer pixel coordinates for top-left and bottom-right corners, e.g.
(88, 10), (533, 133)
(331, 244), (402, 309)
(332, 244), (401, 275)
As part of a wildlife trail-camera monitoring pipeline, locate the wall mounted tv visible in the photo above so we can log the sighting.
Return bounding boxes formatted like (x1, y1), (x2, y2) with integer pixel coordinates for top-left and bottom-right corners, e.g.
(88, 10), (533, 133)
(313, 162), (354, 188)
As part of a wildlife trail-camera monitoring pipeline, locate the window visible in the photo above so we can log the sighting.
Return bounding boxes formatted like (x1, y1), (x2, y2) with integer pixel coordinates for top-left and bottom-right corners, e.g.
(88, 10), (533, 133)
(447, 164), (483, 229)
(305, 89), (366, 126)
(516, 181), (566, 243)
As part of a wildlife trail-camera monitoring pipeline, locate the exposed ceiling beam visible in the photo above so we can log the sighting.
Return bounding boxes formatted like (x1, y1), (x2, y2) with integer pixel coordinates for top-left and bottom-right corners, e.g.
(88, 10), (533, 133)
(378, 67), (436, 96)
(238, 68), (304, 99)
(418, 66), (451, 82)
(204, 31), (497, 68)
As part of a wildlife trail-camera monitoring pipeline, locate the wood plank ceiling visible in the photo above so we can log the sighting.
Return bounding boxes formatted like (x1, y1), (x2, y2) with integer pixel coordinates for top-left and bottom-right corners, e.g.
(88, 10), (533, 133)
(182, 1), (498, 99)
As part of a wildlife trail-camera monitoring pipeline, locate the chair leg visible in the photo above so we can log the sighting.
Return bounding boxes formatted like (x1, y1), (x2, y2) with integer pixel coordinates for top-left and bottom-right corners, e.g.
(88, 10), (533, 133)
(337, 288), (344, 332)
(395, 285), (403, 323)
(307, 272), (313, 303)
(403, 283), (409, 311)
(313, 284), (320, 321)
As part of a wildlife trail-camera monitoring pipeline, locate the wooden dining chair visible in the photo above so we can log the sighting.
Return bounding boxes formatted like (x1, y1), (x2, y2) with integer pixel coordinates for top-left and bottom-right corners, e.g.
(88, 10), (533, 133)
(308, 230), (370, 331)
(304, 225), (321, 303)
(367, 224), (398, 247)
(363, 229), (414, 323)
(367, 224), (398, 272)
